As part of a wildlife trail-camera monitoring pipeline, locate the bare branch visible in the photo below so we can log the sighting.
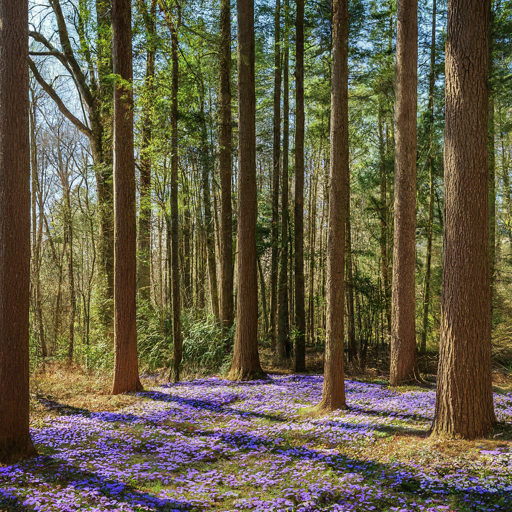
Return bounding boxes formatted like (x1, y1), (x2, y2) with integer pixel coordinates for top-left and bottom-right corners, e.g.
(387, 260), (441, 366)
(28, 57), (93, 138)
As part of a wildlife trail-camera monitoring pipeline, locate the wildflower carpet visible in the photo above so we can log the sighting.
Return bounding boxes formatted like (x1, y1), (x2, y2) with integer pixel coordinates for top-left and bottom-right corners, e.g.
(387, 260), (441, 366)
(2, 375), (512, 511)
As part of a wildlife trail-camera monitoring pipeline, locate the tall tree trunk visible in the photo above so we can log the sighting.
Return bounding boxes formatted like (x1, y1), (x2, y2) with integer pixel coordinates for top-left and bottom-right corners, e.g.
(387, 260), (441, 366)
(0, 0), (37, 463)
(277, 4), (291, 361)
(318, 0), (348, 412)
(420, 0), (436, 354)
(270, 0), (282, 351)
(294, 0), (306, 372)
(111, 0), (143, 394)
(390, 0), (419, 386)
(137, 0), (157, 301)
(201, 100), (220, 318)
(431, 0), (495, 440)
(169, 8), (182, 382)
(229, 0), (265, 381)
(219, 0), (234, 327)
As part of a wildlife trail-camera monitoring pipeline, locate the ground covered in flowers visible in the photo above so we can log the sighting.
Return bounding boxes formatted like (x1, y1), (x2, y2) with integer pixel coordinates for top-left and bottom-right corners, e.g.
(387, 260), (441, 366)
(2, 374), (512, 511)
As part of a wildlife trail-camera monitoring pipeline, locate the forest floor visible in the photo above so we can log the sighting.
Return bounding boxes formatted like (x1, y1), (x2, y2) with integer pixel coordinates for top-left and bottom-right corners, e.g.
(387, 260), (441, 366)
(2, 355), (512, 512)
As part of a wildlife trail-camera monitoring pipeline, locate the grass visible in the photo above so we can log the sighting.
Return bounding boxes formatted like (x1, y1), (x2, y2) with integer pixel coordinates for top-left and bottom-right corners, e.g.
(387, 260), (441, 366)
(1, 362), (508, 511)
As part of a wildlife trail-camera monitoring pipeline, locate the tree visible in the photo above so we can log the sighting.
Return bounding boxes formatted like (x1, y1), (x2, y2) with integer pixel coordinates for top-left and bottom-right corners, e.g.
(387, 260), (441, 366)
(0, 0), (37, 463)
(431, 0), (496, 440)
(420, 0), (437, 354)
(270, 0), (282, 351)
(277, 0), (291, 362)
(294, 0), (306, 372)
(160, 0), (183, 382)
(29, 0), (115, 329)
(277, 0), (290, 365)
(137, 0), (158, 301)
(200, 98), (220, 319)
(111, 0), (143, 394)
(390, 0), (419, 386)
(317, 0), (348, 412)
(229, 0), (266, 381)
(219, 0), (234, 328)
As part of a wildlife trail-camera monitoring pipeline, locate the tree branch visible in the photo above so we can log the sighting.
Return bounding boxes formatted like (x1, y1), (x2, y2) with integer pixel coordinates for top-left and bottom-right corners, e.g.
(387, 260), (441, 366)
(28, 58), (93, 138)
(48, 0), (94, 108)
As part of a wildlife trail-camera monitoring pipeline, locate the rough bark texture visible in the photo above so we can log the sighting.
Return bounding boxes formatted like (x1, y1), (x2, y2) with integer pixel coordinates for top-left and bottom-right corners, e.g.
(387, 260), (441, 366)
(219, 0), (234, 328)
(294, 0), (306, 372)
(228, 0), (265, 381)
(111, 0), (143, 394)
(431, 0), (496, 440)
(270, 0), (281, 350)
(390, 0), (419, 386)
(317, 0), (348, 412)
(0, 0), (37, 463)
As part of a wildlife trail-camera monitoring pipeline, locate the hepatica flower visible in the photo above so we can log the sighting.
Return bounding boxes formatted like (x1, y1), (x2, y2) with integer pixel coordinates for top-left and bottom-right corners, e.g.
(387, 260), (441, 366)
(1, 375), (511, 511)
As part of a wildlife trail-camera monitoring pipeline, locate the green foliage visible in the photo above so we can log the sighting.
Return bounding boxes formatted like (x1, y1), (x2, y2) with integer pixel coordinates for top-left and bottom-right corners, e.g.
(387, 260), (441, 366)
(136, 301), (234, 375)
(181, 311), (235, 375)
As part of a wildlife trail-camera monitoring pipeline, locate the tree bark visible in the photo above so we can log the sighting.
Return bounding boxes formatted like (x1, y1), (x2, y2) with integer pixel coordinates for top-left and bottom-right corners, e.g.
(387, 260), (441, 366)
(317, 0), (348, 412)
(0, 0), (37, 463)
(294, 0), (306, 372)
(390, 0), (419, 386)
(111, 0), (143, 394)
(431, 0), (496, 440)
(219, 0), (234, 327)
(169, 7), (182, 382)
(228, 0), (265, 381)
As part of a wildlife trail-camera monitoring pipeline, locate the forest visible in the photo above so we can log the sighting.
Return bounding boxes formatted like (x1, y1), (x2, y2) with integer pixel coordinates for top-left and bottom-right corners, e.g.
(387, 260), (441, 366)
(1, 0), (512, 510)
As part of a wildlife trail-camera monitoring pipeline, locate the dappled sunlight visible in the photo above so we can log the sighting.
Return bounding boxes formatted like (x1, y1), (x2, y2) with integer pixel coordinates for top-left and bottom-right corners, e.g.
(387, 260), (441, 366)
(1, 375), (511, 511)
